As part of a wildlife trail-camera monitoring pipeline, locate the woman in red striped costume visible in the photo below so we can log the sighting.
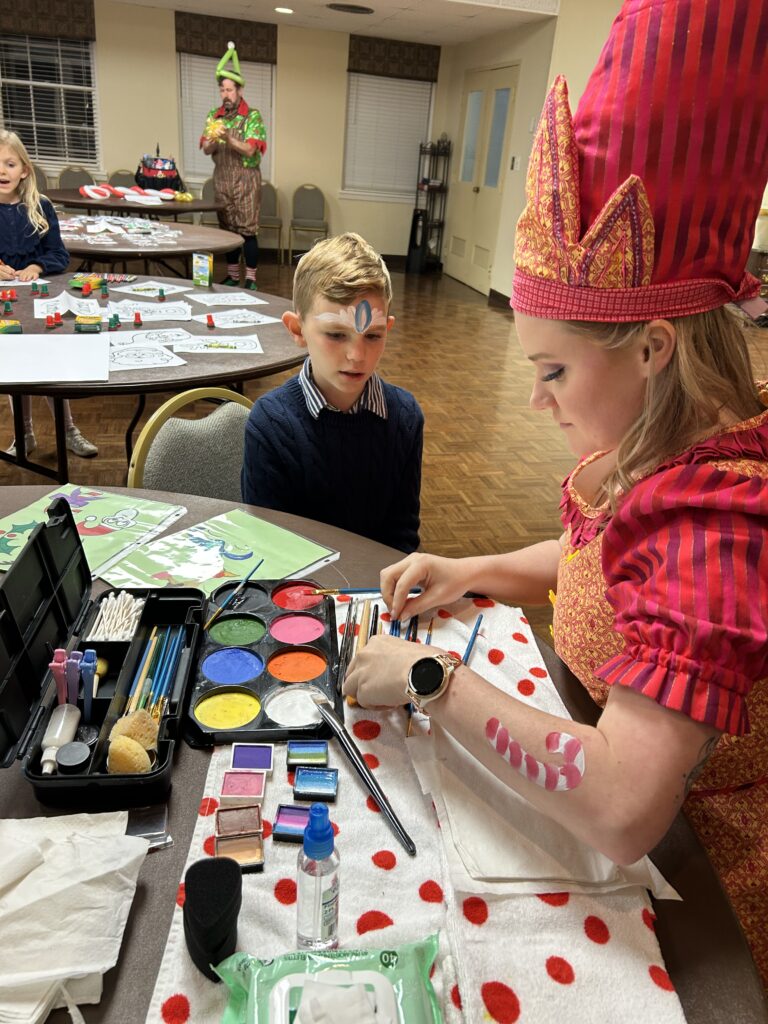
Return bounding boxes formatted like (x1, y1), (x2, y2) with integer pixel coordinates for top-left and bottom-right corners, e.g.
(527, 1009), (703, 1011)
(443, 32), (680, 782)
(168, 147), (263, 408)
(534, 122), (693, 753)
(344, 0), (768, 987)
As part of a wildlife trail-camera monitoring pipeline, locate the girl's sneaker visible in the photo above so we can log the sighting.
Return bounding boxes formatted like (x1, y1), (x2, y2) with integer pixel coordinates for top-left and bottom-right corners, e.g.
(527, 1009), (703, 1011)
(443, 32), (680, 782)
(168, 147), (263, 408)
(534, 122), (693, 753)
(5, 432), (37, 457)
(66, 426), (98, 458)
(244, 280), (258, 290)
(221, 277), (240, 287)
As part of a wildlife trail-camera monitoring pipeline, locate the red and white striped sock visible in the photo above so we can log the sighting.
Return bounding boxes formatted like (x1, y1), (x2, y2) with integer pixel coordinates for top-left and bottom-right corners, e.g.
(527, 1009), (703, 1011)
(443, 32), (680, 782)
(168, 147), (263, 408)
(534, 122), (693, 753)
(245, 267), (257, 282)
(227, 263), (240, 280)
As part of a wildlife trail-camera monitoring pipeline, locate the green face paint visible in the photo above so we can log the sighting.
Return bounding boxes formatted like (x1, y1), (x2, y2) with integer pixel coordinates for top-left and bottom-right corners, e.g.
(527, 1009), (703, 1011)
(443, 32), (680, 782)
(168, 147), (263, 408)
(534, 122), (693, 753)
(209, 616), (266, 646)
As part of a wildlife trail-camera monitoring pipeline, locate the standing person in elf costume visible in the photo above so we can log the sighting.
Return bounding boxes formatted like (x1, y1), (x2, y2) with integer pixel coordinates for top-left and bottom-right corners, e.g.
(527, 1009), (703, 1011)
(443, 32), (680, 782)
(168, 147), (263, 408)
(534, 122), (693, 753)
(200, 41), (267, 290)
(344, 0), (768, 989)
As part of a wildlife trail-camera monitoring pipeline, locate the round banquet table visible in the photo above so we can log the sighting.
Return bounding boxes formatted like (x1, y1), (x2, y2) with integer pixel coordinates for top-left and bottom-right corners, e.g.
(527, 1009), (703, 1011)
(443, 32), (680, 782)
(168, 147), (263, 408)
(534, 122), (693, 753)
(0, 487), (764, 1024)
(48, 189), (222, 221)
(59, 217), (242, 276)
(0, 275), (301, 483)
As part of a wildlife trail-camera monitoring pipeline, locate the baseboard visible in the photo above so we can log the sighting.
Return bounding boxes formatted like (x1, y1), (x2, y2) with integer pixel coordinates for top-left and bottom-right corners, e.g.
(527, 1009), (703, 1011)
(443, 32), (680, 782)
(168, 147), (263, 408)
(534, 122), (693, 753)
(488, 288), (513, 311)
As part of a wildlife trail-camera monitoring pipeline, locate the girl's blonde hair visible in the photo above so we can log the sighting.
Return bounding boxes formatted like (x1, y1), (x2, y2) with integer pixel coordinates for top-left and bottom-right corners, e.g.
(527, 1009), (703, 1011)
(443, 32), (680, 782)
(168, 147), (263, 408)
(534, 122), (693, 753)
(567, 306), (764, 508)
(0, 130), (48, 235)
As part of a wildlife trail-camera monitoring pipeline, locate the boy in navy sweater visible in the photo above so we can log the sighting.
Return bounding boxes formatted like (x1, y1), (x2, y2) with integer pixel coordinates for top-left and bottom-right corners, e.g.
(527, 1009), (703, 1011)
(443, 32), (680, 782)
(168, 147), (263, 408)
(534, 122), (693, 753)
(241, 233), (423, 552)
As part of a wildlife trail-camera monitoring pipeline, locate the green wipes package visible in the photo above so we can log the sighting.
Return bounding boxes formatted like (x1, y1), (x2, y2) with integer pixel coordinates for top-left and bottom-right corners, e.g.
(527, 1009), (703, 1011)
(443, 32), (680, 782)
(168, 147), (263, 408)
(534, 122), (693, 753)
(218, 933), (442, 1024)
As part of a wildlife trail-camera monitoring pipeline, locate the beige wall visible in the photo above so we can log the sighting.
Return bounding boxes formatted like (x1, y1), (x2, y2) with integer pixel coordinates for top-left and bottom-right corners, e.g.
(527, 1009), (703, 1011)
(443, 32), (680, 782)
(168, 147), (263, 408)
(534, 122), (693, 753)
(547, 0), (621, 103)
(94, 0), (180, 175)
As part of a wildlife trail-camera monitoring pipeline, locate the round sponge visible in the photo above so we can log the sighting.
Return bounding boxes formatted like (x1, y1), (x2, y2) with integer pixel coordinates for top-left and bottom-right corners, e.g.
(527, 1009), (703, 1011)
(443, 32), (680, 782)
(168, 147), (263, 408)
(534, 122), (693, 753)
(108, 735), (152, 774)
(109, 708), (159, 750)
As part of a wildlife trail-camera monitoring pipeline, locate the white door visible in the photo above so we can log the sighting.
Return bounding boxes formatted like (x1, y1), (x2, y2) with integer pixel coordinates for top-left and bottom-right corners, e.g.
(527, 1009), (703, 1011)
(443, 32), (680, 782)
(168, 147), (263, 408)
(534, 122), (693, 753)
(444, 66), (519, 294)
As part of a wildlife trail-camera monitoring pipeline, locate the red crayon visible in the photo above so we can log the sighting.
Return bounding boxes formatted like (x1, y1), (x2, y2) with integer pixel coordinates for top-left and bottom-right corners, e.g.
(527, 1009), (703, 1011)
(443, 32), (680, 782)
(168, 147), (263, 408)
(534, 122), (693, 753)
(206, 313), (215, 329)
(134, 311), (142, 327)
(82, 282), (92, 297)
(54, 311), (63, 326)
(45, 314), (55, 329)
(9, 289), (17, 301)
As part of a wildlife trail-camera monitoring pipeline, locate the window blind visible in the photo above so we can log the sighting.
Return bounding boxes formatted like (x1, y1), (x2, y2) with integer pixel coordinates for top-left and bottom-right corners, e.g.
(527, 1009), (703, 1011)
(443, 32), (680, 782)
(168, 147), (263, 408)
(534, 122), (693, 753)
(343, 73), (432, 196)
(178, 53), (273, 183)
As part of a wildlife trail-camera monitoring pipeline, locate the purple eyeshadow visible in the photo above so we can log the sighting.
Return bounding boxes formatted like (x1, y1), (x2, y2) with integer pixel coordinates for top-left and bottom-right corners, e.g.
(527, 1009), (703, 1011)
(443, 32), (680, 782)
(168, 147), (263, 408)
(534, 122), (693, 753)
(231, 743), (274, 771)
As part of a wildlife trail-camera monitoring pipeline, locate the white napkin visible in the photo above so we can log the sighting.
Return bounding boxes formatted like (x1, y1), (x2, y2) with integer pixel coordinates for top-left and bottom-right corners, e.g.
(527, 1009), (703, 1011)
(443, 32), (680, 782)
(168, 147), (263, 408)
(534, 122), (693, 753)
(408, 726), (678, 899)
(295, 980), (383, 1024)
(0, 812), (148, 1024)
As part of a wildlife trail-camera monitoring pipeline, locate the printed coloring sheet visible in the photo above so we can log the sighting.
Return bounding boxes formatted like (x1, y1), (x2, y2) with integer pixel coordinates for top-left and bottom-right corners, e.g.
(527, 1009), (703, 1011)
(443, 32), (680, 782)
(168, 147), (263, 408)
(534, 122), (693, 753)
(187, 291), (268, 307)
(108, 280), (192, 298)
(190, 308), (281, 328)
(172, 334), (263, 354)
(106, 300), (192, 322)
(33, 293), (102, 318)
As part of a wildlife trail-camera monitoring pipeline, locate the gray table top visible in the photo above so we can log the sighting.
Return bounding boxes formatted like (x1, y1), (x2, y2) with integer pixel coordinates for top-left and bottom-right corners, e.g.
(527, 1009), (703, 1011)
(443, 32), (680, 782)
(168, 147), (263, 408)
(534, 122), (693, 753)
(60, 217), (241, 259)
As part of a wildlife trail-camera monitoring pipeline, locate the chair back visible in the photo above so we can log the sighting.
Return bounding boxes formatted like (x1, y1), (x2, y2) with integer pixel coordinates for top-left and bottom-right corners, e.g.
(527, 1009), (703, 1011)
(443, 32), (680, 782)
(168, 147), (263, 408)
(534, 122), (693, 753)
(201, 177), (215, 202)
(261, 181), (278, 219)
(127, 387), (253, 501)
(292, 184), (325, 224)
(108, 169), (136, 187)
(32, 164), (49, 193)
(58, 165), (95, 189)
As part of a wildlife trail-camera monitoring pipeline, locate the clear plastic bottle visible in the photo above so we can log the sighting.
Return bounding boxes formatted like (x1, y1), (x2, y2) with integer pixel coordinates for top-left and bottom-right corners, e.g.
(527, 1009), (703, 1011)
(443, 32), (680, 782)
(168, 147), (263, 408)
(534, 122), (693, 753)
(296, 802), (340, 950)
(40, 703), (81, 775)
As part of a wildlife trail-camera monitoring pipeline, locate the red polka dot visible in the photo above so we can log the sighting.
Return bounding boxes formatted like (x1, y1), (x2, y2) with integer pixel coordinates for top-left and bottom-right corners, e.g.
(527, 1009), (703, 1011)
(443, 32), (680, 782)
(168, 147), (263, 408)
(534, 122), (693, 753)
(488, 648), (505, 665)
(372, 850), (396, 870)
(481, 981), (520, 1023)
(357, 910), (393, 934)
(419, 880), (444, 903)
(448, 650), (462, 661)
(363, 752), (380, 769)
(530, 667), (547, 678)
(437, 608), (452, 618)
(175, 883), (185, 908)
(649, 965), (675, 991)
(161, 994), (191, 1024)
(198, 796), (218, 816)
(546, 956), (575, 984)
(202, 835), (215, 857)
(337, 594), (351, 603)
(473, 597), (495, 608)
(331, 820), (340, 836)
(537, 892), (569, 906)
(463, 896), (489, 925)
(366, 795), (381, 813)
(585, 915), (610, 944)
(287, 770), (296, 785)
(262, 819), (273, 839)
(381, 611), (391, 622)
(353, 720), (381, 740)
(274, 878), (297, 904)
(520, 616), (529, 624)
(511, 632), (529, 644)
(339, 622), (361, 636)
(517, 679), (536, 697)
(642, 908), (657, 931)
(451, 984), (463, 1010)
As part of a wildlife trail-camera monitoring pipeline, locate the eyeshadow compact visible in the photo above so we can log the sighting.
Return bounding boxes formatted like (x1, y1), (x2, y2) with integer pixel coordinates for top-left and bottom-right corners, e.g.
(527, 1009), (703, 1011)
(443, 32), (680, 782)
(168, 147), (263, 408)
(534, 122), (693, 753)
(214, 803), (264, 871)
(183, 580), (342, 747)
(293, 766), (338, 802)
(272, 803), (311, 843)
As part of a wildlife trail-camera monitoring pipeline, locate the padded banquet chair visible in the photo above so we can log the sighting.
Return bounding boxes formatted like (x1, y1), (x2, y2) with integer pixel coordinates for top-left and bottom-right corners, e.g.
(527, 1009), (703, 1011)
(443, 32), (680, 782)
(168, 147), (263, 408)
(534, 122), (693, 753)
(288, 184), (328, 263)
(127, 387), (253, 501)
(58, 165), (95, 189)
(108, 169), (137, 187)
(260, 182), (283, 264)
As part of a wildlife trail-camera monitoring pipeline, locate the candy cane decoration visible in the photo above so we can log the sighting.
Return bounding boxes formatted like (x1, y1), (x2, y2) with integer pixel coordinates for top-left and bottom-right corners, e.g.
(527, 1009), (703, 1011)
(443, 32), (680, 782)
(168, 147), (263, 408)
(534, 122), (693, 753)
(486, 717), (585, 791)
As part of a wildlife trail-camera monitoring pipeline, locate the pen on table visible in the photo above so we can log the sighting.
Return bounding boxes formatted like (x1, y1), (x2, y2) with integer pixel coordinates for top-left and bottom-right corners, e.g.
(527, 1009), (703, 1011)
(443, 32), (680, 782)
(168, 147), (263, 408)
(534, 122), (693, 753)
(462, 613), (483, 665)
(80, 649), (97, 724)
(65, 651), (83, 706)
(311, 691), (417, 856)
(49, 648), (68, 705)
(204, 558), (264, 631)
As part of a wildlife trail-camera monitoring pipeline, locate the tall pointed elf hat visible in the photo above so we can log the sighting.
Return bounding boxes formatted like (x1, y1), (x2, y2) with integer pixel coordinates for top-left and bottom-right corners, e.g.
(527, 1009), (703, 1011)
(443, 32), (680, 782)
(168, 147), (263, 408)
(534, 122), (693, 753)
(216, 40), (244, 86)
(512, 0), (768, 322)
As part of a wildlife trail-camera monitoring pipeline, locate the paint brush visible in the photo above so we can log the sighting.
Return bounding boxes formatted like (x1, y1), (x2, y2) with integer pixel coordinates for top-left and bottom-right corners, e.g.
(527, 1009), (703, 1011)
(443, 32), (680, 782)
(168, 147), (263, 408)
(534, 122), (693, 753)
(368, 603), (379, 641)
(310, 690), (416, 857)
(204, 559), (264, 631)
(425, 617), (434, 646)
(313, 588), (422, 596)
(462, 613), (483, 665)
(335, 599), (357, 694)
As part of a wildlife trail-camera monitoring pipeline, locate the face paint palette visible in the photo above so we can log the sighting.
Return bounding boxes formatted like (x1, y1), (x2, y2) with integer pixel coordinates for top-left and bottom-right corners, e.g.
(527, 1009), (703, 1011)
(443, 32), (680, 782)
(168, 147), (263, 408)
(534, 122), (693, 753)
(183, 580), (342, 747)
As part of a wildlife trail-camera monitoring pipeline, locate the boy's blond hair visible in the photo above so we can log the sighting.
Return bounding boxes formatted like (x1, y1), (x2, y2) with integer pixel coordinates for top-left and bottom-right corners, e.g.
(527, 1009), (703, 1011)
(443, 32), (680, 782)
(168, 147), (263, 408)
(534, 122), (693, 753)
(292, 233), (392, 318)
(0, 130), (48, 235)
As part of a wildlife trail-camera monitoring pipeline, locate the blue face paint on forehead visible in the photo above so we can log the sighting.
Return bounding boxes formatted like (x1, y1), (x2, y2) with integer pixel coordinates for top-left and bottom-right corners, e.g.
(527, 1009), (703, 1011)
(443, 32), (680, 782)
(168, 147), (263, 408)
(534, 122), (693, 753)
(355, 300), (372, 333)
(313, 301), (388, 333)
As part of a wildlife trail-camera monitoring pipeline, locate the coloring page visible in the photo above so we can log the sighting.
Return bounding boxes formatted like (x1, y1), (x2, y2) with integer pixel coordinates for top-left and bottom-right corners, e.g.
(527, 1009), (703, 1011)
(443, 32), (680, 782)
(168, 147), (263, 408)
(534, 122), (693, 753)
(172, 334), (263, 354)
(190, 309), (282, 328)
(0, 277), (49, 287)
(111, 328), (194, 347)
(187, 291), (268, 307)
(33, 293), (102, 318)
(108, 280), (192, 298)
(109, 345), (186, 371)
(106, 300), (192, 322)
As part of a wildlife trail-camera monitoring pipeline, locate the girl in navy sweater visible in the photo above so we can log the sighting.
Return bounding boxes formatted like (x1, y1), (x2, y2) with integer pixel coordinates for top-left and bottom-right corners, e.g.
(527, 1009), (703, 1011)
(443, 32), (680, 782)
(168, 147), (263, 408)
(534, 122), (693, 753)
(0, 130), (97, 458)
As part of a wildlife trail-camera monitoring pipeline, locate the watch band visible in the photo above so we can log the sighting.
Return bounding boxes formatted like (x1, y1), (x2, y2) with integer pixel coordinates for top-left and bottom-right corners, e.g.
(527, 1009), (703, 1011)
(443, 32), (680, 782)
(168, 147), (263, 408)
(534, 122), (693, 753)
(406, 652), (462, 713)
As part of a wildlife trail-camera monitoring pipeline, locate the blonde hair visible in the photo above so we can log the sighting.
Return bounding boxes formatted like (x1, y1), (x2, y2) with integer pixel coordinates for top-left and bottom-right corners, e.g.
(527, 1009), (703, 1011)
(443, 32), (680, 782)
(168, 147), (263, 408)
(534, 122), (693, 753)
(566, 306), (764, 508)
(292, 233), (392, 318)
(0, 130), (48, 235)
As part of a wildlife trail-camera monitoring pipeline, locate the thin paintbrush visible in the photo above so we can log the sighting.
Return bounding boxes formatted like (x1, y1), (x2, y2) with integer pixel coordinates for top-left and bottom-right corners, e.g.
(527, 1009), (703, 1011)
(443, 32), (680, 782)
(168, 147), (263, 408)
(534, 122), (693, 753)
(311, 691), (416, 857)
(425, 617), (434, 646)
(368, 603), (379, 640)
(462, 613), (483, 665)
(313, 587), (422, 596)
(335, 599), (357, 693)
(203, 558), (264, 631)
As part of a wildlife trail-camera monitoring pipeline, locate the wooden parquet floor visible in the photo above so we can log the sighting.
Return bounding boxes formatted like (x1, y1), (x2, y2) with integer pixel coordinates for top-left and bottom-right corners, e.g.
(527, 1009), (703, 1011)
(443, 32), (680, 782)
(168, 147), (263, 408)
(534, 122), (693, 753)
(2, 258), (766, 643)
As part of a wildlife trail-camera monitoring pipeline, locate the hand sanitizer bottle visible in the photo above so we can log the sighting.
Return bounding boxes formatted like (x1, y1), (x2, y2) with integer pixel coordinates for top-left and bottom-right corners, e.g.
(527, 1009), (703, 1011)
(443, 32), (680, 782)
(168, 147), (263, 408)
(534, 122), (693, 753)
(40, 703), (82, 775)
(296, 803), (340, 950)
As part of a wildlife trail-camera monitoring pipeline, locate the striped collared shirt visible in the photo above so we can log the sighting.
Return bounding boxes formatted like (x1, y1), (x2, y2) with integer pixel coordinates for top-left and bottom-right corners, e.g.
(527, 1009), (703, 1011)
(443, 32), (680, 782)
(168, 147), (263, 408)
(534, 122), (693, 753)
(298, 357), (388, 420)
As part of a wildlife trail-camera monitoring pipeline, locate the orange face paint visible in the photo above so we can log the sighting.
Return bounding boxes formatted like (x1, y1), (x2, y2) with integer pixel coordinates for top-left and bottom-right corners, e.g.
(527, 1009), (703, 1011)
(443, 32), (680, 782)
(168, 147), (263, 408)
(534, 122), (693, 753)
(268, 649), (326, 683)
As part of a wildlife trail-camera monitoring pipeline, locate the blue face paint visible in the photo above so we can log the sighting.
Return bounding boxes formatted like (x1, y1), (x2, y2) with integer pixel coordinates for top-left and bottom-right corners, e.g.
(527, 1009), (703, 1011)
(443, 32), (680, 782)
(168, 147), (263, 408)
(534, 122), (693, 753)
(201, 647), (264, 684)
(354, 299), (372, 333)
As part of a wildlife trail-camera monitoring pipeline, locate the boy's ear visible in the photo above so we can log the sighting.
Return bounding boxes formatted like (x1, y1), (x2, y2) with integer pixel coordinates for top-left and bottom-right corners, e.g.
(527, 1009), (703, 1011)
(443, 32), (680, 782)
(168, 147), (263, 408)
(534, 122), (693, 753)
(282, 310), (306, 349)
(386, 315), (395, 333)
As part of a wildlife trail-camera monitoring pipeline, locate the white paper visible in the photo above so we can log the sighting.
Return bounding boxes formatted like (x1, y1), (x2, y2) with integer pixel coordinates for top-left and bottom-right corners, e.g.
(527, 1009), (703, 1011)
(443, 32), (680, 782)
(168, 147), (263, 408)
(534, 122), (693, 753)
(0, 335), (109, 383)
(108, 280), (192, 298)
(111, 327), (193, 347)
(0, 277), (49, 287)
(109, 344), (186, 370)
(191, 308), (281, 328)
(33, 292), (101, 318)
(187, 291), (268, 307)
(106, 299), (192, 322)
(173, 333), (263, 354)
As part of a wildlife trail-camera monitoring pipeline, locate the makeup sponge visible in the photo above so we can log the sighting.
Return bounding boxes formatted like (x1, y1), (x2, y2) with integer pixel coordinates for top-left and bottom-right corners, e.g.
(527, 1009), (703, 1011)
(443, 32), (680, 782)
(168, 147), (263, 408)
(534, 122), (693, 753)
(183, 857), (242, 981)
(109, 708), (159, 750)
(107, 735), (152, 774)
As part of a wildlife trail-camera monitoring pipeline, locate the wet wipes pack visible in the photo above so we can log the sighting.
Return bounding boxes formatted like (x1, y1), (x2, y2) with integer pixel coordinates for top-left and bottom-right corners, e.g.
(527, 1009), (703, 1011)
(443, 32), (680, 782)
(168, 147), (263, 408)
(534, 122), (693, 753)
(217, 933), (442, 1024)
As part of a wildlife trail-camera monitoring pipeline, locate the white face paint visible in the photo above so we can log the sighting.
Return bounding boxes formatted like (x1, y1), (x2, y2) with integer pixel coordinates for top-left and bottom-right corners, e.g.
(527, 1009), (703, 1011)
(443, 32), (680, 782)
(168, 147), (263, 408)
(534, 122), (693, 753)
(313, 299), (388, 333)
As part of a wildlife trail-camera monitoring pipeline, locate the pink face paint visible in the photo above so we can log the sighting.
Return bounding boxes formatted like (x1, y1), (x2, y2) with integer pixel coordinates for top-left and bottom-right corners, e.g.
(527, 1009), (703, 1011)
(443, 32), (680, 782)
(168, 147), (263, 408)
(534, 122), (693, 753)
(485, 718), (585, 791)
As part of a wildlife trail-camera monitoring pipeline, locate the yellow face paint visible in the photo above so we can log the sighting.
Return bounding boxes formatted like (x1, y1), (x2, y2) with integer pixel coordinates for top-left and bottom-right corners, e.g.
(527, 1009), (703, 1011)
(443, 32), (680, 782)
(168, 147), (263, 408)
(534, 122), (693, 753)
(194, 691), (261, 729)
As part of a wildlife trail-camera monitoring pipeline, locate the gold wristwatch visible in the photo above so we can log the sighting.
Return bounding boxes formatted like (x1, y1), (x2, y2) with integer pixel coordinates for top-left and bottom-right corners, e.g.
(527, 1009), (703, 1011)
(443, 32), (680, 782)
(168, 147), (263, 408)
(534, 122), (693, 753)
(405, 652), (461, 712)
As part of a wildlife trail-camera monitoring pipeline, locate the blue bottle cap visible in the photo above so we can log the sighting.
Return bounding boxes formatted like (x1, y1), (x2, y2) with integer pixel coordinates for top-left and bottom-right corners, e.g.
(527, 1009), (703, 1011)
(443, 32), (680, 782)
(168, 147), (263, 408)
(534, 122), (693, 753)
(302, 802), (334, 860)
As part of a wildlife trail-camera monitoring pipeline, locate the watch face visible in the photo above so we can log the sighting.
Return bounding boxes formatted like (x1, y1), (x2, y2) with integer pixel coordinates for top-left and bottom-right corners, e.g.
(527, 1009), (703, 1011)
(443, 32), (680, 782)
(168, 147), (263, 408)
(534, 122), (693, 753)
(410, 657), (444, 696)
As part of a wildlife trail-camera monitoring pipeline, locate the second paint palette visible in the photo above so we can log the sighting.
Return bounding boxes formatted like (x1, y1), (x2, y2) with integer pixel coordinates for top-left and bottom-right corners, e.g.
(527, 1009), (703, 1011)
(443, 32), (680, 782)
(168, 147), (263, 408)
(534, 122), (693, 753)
(183, 580), (342, 746)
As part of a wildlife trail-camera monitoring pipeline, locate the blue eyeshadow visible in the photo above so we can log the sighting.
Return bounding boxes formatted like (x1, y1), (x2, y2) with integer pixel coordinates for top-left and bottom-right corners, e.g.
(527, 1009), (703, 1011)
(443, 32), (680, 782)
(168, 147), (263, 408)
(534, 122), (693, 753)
(273, 803), (311, 842)
(286, 740), (329, 767)
(293, 767), (339, 802)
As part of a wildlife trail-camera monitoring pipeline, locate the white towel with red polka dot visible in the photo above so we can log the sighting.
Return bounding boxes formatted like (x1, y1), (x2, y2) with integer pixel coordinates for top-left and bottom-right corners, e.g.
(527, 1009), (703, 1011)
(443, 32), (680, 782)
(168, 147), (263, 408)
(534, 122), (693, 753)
(147, 597), (686, 1024)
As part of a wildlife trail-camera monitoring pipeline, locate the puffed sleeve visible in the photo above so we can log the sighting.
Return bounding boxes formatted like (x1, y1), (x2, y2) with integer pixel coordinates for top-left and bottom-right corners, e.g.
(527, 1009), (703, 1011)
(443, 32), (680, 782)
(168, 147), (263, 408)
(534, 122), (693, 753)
(596, 462), (768, 735)
(243, 108), (267, 156)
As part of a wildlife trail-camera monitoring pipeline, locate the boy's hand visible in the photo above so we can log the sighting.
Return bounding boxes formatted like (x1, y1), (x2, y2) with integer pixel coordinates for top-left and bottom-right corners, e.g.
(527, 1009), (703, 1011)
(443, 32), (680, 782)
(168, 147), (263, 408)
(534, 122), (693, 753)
(343, 634), (432, 708)
(381, 552), (471, 620)
(16, 264), (42, 282)
(0, 261), (17, 281)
